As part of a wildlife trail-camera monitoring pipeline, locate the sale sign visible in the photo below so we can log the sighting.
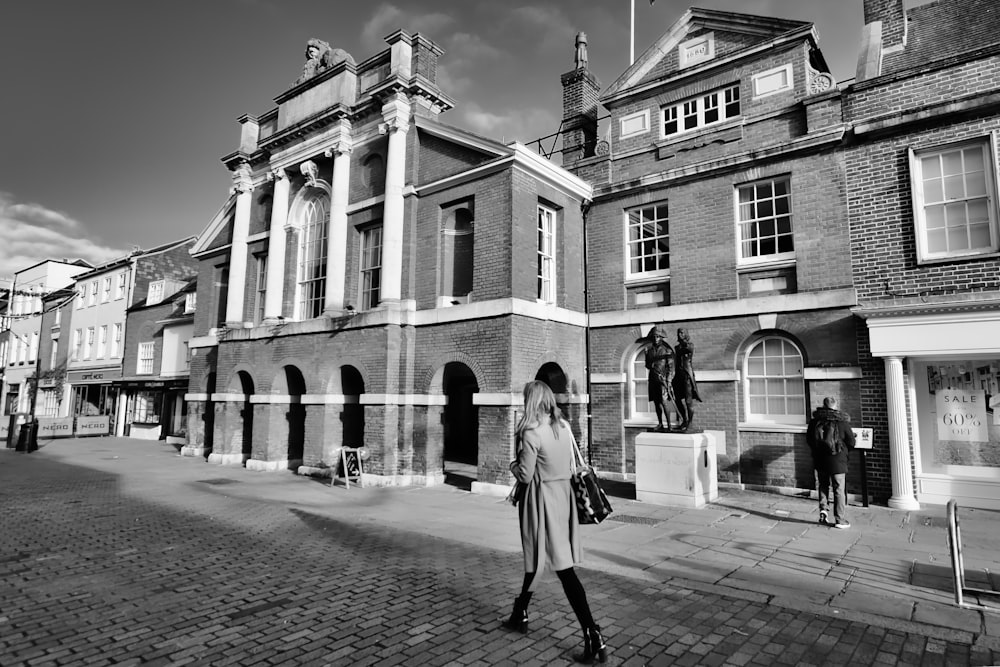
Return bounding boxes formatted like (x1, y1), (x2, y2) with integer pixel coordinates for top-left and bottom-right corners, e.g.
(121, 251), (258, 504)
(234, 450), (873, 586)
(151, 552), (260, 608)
(935, 389), (988, 442)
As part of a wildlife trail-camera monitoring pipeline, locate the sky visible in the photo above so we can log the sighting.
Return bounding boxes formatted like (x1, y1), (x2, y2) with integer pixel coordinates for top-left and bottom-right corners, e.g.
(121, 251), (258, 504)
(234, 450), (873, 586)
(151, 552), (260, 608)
(1, 0), (881, 281)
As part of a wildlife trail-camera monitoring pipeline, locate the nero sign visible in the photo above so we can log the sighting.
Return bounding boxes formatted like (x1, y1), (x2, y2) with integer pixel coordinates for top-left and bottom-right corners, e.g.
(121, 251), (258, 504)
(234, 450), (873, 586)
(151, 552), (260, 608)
(935, 389), (988, 442)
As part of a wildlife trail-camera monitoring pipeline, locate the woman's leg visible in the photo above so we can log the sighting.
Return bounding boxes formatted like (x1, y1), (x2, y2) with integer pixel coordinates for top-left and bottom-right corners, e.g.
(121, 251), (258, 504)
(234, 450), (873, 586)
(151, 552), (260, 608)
(556, 567), (594, 629)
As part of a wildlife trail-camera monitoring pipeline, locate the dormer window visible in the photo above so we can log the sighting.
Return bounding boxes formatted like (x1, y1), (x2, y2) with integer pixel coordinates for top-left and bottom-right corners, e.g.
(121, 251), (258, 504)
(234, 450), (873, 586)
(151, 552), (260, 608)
(184, 292), (197, 314)
(662, 84), (740, 138)
(147, 281), (165, 305)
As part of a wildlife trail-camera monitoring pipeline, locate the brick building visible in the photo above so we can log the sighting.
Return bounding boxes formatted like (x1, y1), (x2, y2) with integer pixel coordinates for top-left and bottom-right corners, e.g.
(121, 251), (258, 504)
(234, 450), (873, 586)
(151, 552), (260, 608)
(183, 32), (591, 491)
(847, 0), (1000, 510)
(561, 10), (862, 496)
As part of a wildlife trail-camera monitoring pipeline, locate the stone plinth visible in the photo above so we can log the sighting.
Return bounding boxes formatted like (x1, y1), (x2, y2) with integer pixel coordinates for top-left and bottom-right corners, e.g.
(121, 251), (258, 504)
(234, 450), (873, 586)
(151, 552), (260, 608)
(635, 431), (718, 508)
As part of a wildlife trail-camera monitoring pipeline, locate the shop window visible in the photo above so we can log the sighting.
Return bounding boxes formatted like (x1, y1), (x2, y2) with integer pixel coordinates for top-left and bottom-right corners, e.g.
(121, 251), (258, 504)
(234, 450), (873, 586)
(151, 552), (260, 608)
(743, 336), (805, 425)
(625, 202), (669, 280)
(737, 176), (794, 265)
(909, 138), (999, 263)
(133, 391), (160, 424)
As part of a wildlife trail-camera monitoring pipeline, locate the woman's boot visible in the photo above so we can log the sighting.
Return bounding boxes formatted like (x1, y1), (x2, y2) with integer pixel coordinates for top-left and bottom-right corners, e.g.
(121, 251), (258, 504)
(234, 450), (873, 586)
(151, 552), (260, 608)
(501, 593), (531, 634)
(575, 625), (607, 663)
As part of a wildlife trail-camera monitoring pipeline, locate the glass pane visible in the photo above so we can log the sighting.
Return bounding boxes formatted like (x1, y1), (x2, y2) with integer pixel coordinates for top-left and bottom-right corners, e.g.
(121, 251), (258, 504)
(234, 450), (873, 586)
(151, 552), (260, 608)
(943, 174), (965, 200)
(921, 155), (941, 179)
(775, 197), (789, 215)
(750, 397), (767, 413)
(767, 396), (786, 415)
(739, 203), (754, 220)
(759, 200), (773, 218)
(969, 222), (992, 248)
(945, 201), (968, 228)
(773, 179), (788, 196)
(787, 395), (805, 415)
(747, 356), (765, 375)
(759, 238), (776, 255)
(968, 198), (989, 223)
(947, 225), (968, 251)
(923, 178), (944, 203)
(778, 235), (794, 253)
(631, 258), (642, 273)
(759, 219), (775, 237)
(704, 108), (718, 124)
(925, 204), (945, 230)
(776, 216), (792, 235)
(738, 187), (753, 204)
(966, 171), (988, 198)
(926, 228), (947, 253)
(766, 378), (785, 395)
(756, 182), (772, 199)
(941, 150), (963, 176)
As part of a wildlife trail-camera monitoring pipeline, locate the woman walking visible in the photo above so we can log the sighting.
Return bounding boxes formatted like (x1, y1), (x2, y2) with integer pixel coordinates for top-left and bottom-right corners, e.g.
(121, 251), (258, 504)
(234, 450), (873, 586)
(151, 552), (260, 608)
(502, 380), (607, 663)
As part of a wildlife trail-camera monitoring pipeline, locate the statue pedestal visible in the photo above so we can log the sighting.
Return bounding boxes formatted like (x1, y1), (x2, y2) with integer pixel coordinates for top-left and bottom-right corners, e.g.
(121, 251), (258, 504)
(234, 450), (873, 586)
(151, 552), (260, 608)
(634, 431), (718, 508)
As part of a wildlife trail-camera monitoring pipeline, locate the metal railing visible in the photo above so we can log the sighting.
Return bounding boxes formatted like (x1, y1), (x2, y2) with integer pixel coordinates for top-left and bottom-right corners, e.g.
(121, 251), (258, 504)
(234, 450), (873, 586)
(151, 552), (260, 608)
(946, 499), (999, 612)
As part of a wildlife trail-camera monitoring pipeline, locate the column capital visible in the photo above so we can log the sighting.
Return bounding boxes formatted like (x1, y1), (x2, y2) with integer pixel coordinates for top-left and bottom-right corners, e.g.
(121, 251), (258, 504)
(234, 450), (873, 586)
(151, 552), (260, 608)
(324, 139), (353, 158)
(230, 164), (254, 194)
(267, 166), (288, 182)
(381, 93), (412, 133)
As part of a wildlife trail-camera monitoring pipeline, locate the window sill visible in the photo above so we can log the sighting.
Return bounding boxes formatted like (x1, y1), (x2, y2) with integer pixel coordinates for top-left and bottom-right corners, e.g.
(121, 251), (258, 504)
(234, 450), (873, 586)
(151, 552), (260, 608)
(624, 274), (669, 287)
(916, 250), (1000, 266)
(738, 422), (807, 434)
(736, 258), (796, 273)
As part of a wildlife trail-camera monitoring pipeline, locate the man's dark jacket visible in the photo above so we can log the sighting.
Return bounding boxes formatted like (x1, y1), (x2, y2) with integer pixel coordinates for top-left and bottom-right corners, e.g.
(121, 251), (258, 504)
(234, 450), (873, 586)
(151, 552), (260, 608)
(806, 407), (855, 474)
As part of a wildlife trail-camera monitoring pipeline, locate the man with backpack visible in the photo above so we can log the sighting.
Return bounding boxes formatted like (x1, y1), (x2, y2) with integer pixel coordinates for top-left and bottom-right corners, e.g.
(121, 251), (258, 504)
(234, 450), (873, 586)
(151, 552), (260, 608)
(806, 396), (856, 528)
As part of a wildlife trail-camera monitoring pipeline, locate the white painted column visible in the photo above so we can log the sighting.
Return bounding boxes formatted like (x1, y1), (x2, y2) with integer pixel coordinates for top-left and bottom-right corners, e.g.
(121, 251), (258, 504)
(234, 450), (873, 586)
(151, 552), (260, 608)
(380, 94), (411, 305)
(263, 167), (289, 322)
(324, 137), (352, 314)
(885, 356), (920, 510)
(225, 164), (254, 327)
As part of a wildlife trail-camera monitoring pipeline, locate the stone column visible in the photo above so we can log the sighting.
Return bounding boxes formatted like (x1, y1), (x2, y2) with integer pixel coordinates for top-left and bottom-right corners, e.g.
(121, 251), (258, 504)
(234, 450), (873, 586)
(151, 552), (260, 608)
(884, 356), (920, 510)
(380, 94), (411, 304)
(324, 136), (352, 314)
(225, 164), (254, 327)
(263, 167), (289, 322)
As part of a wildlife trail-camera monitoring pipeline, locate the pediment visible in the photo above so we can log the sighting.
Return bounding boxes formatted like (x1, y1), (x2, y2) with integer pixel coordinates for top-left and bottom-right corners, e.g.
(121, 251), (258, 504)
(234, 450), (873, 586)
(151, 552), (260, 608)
(603, 8), (814, 103)
(190, 195), (236, 256)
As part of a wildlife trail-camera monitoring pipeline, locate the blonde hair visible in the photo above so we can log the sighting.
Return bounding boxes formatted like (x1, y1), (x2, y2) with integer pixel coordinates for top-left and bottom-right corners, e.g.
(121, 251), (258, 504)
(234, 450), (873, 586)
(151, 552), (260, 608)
(516, 380), (564, 439)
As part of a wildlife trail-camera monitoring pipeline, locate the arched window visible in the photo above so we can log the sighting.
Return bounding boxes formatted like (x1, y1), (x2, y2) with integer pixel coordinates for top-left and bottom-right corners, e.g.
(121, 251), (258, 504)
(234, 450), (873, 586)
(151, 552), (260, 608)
(296, 190), (329, 319)
(627, 345), (655, 422)
(743, 336), (805, 425)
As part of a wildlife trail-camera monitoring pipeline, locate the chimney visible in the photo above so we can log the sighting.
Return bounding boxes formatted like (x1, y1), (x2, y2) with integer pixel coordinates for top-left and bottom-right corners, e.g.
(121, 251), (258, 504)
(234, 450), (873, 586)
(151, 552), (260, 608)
(863, 0), (906, 51)
(560, 32), (601, 165)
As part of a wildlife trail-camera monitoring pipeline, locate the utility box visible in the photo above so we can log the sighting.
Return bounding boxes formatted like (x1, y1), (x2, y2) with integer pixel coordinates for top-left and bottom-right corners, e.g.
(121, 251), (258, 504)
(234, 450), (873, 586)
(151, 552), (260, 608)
(635, 431), (718, 508)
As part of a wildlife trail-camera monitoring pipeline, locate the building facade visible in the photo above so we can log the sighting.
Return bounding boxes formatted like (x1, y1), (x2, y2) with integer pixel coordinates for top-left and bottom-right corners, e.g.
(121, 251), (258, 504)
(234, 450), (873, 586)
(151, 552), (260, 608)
(184, 32), (592, 492)
(847, 0), (1000, 510)
(561, 10), (863, 497)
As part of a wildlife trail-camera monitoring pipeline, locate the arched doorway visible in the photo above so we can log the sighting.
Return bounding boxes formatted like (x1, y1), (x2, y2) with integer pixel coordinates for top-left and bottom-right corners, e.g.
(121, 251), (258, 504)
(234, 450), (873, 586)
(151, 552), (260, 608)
(443, 363), (479, 486)
(341, 365), (365, 447)
(284, 366), (306, 468)
(535, 362), (568, 394)
(236, 371), (254, 460)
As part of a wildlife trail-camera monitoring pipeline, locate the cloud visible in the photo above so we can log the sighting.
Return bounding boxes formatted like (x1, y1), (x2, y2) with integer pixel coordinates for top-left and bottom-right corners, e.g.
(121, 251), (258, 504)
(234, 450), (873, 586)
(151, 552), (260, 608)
(0, 192), (130, 278)
(436, 32), (504, 96)
(455, 103), (558, 149)
(360, 4), (453, 53)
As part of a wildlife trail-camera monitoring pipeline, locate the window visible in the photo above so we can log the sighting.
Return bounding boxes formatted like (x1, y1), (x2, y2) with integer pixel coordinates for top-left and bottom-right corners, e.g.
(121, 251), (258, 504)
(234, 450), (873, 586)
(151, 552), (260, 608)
(214, 266), (229, 327)
(83, 327), (95, 360)
(137, 342), (155, 375)
(297, 194), (329, 319)
(909, 139), (999, 263)
(0, 340), (7, 366)
(184, 292), (197, 315)
(133, 391), (160, 423)
(743, 337), (805, 425)
(737, 176), (793, 264)
(662, 84), (740, 138)
(147, 281), (164, 305)
(537, 205), (556, 303)
(619, 110), (650, 138)
(29, 332), (38, 364)
(97, 325), (107, 359)
(89, 281), (98, 306)
(49, 343), (58, 369)
(101, 277), (112, 302)
(628, 347), (655, 421)
(360, 224), (383, 310)
(54, 309), (61, 327)
(115, 272), (126, 299)
(72, 329), (82, 361)
(254, 255), (268, 324)
(39, 389), (59, 418)
(753, 64), (794, 98)
(75, 287), (85, 309)
(626, 203), (669, 279)
(110, 323), (122, 358)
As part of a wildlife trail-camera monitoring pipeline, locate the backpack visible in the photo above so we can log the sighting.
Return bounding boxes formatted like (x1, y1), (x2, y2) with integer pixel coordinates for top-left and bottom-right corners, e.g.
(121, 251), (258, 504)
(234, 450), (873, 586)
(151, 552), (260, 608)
(819, 421), (840, 455)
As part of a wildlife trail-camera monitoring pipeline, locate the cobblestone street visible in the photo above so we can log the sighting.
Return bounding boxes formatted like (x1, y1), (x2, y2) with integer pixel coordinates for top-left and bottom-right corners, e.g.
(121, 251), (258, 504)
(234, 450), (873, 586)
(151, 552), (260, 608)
(1, 441), (997, 666)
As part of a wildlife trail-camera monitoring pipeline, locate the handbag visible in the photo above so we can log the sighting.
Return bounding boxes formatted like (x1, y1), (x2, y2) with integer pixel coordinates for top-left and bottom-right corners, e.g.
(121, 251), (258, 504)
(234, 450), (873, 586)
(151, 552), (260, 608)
(506, 481), (527, 506)
(568, 426), (613, 524)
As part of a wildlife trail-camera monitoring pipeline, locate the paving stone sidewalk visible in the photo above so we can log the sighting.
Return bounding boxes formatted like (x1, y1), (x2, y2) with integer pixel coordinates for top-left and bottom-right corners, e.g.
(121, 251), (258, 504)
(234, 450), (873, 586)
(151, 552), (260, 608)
(0, 437), (998, 666)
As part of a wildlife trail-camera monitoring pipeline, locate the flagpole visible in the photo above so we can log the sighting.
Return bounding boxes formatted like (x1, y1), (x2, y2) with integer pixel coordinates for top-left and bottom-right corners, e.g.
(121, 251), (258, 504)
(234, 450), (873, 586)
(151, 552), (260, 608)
(630, 0), (635, 65)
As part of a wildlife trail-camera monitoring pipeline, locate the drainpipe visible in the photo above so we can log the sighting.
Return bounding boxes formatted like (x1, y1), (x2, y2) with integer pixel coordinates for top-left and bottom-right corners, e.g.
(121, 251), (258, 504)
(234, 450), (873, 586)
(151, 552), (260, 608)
(581, 199), (594, 465)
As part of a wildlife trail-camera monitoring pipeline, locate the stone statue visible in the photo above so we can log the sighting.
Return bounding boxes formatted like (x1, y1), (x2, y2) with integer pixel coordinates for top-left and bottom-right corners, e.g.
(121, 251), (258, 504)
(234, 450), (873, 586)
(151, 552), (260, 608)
(642, 325), (675, 432)
(672, 328), (702, 432)
(294, 38), (355, 85)
(575, 32), (589, 70)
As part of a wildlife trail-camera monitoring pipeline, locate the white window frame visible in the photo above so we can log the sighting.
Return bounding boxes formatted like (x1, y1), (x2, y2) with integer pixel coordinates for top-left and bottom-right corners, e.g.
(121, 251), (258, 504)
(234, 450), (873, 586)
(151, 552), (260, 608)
(137, 342), (155, 375)
(254, 254), (268, 324)
(83, 327), (94, 360)
(101, 276), (112, 303)
(736, 175), (795, 266)
(360, 224), (383, 311)
(185, 292), (197, 315)
(752, 64), (794, 99)
(296, 193), (330, 320)
(537, 204), (557, 304)
(110, 323), (122, 358)
(742, 336), (806, 426)
(29, 332), (38, 364)
(75, 287), (85, 309)
(49, 343), (58, 369)
(625, 202), (670, 281)
(678, 32), (715, 69)
(619, 110), (650, 139)
(661, 84), (740, 139)
(97, 325), (107, 359)
(72, 329), (82, 361)
(115, 272), (126, 300)
(88, 281), (98, 307)
(909, 137), (1000, 264)
(147, 280), (165, 305)
(627, 345), (657, 422)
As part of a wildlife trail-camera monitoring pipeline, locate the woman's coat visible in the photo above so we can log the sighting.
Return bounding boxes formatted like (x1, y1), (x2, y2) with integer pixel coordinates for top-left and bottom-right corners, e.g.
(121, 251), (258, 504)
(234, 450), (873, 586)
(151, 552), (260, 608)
(510, 419), (581, 587)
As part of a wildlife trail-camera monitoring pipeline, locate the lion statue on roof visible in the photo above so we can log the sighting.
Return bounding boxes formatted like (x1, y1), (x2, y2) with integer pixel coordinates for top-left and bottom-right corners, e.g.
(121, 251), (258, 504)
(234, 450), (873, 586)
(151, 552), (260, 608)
(295, 38), (355, 85)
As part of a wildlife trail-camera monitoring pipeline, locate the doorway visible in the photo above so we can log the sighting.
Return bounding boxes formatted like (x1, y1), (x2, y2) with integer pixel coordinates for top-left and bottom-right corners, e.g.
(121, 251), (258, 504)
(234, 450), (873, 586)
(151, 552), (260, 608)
(442, 362), (479, 488)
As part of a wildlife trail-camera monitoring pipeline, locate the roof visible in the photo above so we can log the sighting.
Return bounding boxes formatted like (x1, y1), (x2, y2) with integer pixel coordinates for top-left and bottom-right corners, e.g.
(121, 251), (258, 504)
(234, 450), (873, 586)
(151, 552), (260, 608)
(881, 0), (1000, 76)
(603, 7), (816, 103)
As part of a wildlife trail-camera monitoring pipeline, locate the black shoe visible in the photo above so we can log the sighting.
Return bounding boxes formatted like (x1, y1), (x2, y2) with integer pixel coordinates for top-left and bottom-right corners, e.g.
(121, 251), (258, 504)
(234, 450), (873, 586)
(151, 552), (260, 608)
(575, 626), (607, 663)
(501, 594), (530, 634)
(819, 510), (828, 525)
